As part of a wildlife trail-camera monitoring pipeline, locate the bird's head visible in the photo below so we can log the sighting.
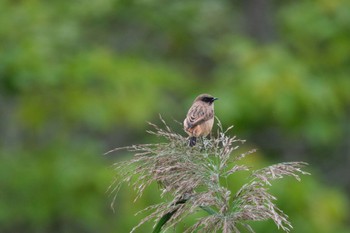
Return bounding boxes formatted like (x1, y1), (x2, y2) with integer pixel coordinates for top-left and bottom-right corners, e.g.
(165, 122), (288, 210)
(195, 94), (219, 105)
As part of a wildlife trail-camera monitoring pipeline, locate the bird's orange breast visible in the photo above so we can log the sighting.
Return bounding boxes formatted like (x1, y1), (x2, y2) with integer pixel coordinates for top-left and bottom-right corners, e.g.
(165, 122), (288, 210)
(184, 118), (214, 137)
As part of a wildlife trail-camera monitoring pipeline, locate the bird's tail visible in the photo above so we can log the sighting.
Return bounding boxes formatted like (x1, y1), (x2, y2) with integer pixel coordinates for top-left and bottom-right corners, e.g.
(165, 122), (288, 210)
(189, 137), (196, 147)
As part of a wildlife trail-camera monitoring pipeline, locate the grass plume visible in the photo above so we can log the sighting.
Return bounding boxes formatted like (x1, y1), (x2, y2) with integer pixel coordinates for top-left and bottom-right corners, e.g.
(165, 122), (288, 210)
(106, 116), (310, 233)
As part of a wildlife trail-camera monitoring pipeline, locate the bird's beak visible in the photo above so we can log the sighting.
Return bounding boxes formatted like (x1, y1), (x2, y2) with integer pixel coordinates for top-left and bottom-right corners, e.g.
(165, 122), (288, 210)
(213, 97), (219, 101)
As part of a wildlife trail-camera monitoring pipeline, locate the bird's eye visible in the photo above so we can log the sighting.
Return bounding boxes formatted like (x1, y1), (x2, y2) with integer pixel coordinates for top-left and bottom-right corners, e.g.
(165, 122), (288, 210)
(202, 97), (212, 103)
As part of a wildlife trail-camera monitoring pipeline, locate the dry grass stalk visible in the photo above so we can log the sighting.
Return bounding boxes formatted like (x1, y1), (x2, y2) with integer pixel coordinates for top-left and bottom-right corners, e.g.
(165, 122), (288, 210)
(106, 116), (309, 233)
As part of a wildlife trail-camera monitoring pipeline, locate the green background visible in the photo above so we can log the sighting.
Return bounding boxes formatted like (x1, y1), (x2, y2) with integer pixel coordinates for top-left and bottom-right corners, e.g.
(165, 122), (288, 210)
(0, 0), (349, 232)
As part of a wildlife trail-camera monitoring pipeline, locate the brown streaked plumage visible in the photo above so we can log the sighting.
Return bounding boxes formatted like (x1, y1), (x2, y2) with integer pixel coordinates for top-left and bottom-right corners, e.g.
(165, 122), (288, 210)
(184, 94), (218, 146)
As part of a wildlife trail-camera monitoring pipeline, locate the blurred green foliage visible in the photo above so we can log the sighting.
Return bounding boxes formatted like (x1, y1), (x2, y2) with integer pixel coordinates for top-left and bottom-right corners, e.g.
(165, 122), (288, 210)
(0, 0), (349, 232)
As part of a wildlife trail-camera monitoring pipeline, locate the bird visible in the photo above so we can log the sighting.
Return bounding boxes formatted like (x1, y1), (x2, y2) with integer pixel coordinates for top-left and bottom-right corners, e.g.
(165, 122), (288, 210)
(183, 94), (218, 146)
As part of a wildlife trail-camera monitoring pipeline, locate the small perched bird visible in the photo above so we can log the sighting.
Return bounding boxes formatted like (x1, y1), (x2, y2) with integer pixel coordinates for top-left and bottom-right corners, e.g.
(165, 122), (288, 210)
(184, 94), (218, 146)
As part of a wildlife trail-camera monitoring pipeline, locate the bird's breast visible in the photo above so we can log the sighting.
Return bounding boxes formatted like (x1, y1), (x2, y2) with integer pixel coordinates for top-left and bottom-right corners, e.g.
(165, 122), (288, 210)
(184, 118), (214, 137)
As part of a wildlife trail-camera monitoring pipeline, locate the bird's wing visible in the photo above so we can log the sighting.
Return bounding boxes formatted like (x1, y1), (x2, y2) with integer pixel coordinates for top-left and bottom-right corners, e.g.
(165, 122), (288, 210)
(185, 104), (213, 129)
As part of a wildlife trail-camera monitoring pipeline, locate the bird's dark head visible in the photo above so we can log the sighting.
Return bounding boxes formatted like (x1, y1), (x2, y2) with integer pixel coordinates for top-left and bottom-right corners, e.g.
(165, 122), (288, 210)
(195, 94), (219, 105)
